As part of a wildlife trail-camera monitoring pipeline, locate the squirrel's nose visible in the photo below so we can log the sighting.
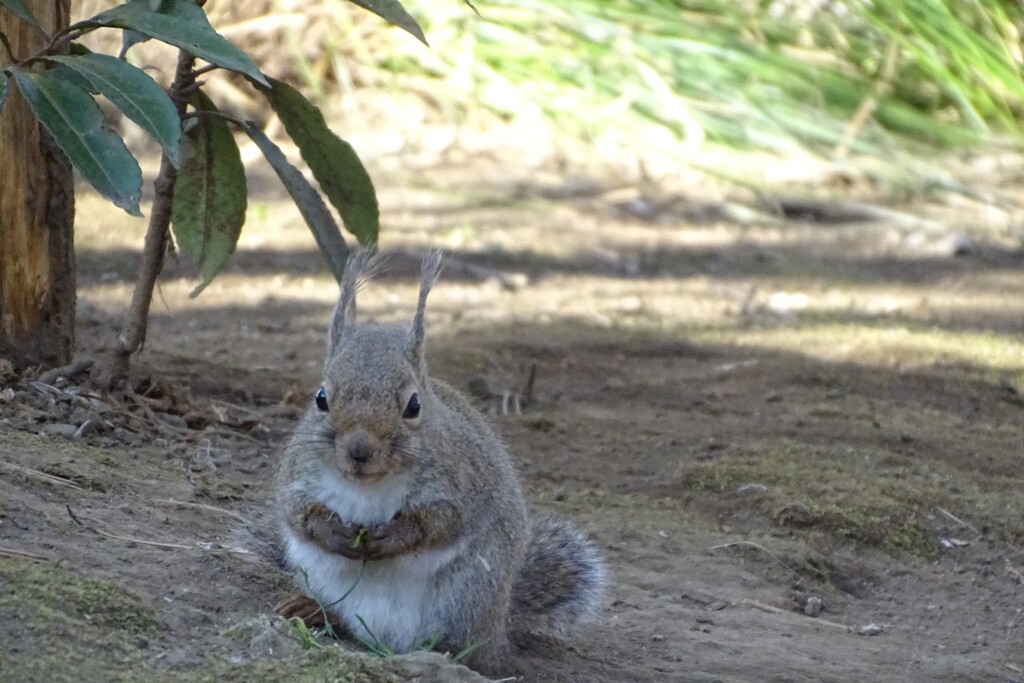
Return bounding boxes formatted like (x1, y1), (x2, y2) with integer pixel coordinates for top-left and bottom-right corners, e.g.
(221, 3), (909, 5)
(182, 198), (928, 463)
(347, 434), (374, 464)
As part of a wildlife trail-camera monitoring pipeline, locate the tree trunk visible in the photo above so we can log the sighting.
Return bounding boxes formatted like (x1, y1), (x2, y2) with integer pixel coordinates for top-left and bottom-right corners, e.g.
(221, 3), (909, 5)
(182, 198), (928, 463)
(0, 0), (75, 371)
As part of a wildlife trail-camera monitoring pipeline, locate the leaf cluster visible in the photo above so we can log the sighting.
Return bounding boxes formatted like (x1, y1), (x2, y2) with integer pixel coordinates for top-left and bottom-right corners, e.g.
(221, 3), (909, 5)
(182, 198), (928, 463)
(0, 0), (430, 292)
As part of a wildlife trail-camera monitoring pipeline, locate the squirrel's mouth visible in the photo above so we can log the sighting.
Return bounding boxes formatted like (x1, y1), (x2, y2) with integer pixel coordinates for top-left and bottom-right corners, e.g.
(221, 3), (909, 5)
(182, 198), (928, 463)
(347, 464), (388, 483)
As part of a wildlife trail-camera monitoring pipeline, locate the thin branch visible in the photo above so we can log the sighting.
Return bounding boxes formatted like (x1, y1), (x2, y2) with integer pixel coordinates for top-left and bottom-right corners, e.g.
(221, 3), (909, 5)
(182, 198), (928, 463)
(0, 460), (82, 489)
(935, 506), (981, 537)
(38, 357), (93, 385)
(100, 49), (197, 388)
(181, 108), (245, 127)
(0, 547), (48, 562)
(23, 27), (92, 64)
(152, 498), (247, 522)
(835, 40), (899, 159)
(192, 63), (220, 77)
(65, 503), (84, 526)
(741, 599), (851, 631)
(91, 527), (194, 550)
(0, 32), (15, 62)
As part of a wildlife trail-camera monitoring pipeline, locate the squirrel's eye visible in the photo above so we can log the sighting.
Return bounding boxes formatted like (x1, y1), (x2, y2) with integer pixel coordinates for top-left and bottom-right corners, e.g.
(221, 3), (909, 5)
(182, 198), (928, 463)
(315, 387), (329, 412)
(402, 393), (421, 420)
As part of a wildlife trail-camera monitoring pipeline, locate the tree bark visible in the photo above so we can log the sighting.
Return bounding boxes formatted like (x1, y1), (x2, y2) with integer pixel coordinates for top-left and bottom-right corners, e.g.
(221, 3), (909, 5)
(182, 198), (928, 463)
(0, 0), (75, 371)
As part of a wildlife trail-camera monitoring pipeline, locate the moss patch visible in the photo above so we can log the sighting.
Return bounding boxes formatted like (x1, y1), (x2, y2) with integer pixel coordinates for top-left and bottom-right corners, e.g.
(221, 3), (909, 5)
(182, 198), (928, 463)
(0, 558), (156, 681)
(674, 437), (1024, 558)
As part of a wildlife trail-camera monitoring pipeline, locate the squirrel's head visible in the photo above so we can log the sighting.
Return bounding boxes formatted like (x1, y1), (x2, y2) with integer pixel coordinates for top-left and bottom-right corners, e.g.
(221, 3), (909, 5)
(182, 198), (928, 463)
(306, 250), (443, 483)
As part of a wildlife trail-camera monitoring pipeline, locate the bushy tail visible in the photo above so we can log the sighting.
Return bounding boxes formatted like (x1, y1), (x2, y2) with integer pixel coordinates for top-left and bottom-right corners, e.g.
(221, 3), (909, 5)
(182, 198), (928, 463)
(231, 506), (287, 569)
(511, 514), (607, 634)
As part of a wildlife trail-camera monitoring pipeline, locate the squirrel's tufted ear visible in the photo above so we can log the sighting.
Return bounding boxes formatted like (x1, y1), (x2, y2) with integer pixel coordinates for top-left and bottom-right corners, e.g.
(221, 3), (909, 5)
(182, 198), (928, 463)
(409, 249), (444, 367)
(328, 249), (375, 352)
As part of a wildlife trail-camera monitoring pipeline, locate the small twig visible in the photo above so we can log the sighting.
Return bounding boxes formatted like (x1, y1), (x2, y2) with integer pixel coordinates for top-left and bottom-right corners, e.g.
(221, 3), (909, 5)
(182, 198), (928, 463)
(522, 363), (537, 404)
(91, 527), (194, 550)
(0, 547), (48, 563)
(153, 498), (248, 522)
(191, 63), (220, 77)
(37, 358), (94, 385)
(123, 389), (191, 436)
(710, 540), (791, 570)
(744, 598), (786, 615)
(181, 108), (245, 126)
(0, 460), (82, 489)
(210, 399), (262, 415)
(0, 32), (15, 62)
(91, 528), (250, 555)
(741, 599), (851, 631)
(198, 427), (264, 444)
(22, 27), (90, 64)
(65, 504), (84, 526)
(69, 506), (247, 554)
(935, 507), (981, 537)
(835, 40), (899, 158)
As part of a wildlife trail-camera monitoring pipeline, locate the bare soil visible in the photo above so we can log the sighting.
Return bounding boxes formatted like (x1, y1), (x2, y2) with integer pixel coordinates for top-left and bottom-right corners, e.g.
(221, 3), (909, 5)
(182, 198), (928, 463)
(2, 161), (1023, 682)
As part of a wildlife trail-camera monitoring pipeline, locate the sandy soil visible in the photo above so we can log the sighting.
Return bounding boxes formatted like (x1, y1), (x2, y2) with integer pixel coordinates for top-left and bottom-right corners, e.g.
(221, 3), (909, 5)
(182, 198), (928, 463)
(2, 162), (1023, 682)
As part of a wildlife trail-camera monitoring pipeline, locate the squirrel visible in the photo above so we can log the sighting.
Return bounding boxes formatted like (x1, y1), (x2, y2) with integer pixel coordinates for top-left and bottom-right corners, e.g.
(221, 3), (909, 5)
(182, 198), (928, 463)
(271, 250), (607, 674)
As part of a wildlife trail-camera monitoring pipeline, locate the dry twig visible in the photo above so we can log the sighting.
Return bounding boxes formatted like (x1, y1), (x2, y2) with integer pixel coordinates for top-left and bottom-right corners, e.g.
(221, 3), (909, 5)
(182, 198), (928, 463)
(153, 498), (248, 522)
(741, 599), (851, 631)
(0, 460), (82, 489)
(0, 547), (48, 562)
(37, 358), (94, 385)
(935, 506), (981, 537)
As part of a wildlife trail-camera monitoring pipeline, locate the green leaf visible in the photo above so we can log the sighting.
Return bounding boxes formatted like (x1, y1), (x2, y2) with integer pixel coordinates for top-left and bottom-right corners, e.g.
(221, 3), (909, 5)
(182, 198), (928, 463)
(0, 0), (44, 33)
(10, 67), (142, 216)
(73, 0), (268, 86)
(257, 77), (379, 247)
(171, 93), (247, 297)
(119, 29), (151, 58)
(346, 0), (427, 46)
(44, 53), (182, 168)
(243, 121), (349, 282)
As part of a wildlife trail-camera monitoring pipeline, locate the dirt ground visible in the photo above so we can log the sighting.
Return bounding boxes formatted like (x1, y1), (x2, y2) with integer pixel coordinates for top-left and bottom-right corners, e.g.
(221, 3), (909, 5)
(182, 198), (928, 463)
(2, 159), (1023, 682)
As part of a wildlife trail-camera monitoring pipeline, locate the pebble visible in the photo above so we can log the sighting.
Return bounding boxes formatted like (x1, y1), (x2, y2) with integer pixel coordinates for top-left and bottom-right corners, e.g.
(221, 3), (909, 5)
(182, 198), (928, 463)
(804, 596), (824, 617)
(42, 423), (79, 439)
(858, 623), (883, 636)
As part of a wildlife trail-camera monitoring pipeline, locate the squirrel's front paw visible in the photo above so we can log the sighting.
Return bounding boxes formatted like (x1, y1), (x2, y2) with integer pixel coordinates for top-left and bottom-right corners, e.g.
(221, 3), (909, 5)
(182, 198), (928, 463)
(362, 512), (422, 561)
(294, 502), (366, 560)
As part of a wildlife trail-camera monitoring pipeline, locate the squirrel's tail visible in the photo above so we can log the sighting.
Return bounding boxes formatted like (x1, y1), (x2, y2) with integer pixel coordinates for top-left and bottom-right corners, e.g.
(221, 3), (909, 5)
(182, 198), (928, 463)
(511, 514), (607, 634)
(231, 506), (287, 569)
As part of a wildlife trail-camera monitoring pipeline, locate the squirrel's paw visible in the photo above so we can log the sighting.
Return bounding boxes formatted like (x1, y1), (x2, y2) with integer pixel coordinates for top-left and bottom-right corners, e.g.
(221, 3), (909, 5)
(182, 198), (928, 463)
(294, 502), (366, 560)
(362, 512), (422, 561)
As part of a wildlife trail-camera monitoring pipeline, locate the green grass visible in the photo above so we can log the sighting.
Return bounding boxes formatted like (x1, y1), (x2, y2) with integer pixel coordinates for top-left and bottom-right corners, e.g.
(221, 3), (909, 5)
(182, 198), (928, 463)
(274, 0), (1024, 187)
(73, 0), (1024, 196)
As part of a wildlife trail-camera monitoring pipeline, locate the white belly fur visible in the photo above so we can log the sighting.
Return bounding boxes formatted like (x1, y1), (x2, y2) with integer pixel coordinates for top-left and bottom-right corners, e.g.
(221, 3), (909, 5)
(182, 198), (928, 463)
(284, 469), (459, 652)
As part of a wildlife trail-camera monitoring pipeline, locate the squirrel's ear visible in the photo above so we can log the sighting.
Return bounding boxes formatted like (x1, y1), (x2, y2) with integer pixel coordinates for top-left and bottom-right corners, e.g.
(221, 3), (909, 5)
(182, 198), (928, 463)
(409, 249), (444, 366)
(329, 249), (374, 351)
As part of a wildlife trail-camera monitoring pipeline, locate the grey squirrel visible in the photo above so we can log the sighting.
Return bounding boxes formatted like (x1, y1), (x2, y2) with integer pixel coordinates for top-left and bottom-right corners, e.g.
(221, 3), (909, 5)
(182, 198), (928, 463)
(271, 250), (606, 673)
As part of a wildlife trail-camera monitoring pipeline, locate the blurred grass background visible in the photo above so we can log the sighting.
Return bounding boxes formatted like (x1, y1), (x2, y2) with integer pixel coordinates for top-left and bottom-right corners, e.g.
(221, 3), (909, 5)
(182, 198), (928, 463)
(75, 0), (1024, 205)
